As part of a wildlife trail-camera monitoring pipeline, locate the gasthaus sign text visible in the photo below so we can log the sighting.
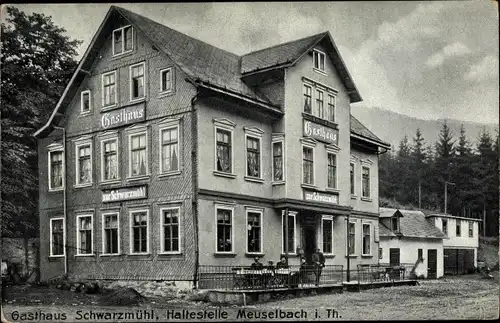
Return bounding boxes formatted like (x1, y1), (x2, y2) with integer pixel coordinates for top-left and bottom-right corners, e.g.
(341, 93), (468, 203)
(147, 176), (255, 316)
(304, 190), (339, 204)
(102, 186), (147, 203)
(303, 120), (338, 145)
(101, 103), (145, 130)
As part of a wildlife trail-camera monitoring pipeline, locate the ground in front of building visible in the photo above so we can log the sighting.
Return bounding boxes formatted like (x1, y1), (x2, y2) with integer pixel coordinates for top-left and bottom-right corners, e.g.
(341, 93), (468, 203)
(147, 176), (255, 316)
(2, 273), (498, 320)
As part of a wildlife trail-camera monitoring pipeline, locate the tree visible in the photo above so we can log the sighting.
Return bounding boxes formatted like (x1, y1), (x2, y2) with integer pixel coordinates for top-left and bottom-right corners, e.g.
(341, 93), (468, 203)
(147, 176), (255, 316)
(452, 125), (475, 215)
(1, 7), (81, 237)
(434, 120), (456, 213)
(410, 128), (430, 209)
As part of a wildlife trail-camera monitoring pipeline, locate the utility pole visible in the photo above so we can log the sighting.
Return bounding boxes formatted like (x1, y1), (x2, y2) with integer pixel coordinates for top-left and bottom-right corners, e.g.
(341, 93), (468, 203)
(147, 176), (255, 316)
(444, 181), (455, 214)
(483, 194), (486, 238)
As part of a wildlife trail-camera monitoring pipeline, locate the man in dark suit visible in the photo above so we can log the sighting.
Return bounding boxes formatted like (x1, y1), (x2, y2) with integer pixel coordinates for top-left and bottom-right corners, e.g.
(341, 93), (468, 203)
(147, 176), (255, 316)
(312, 248), (325, 286)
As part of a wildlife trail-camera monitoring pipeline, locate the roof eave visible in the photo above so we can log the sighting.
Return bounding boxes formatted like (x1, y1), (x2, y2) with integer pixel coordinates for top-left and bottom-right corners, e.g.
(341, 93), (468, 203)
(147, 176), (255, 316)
(351, 133), (391, 149)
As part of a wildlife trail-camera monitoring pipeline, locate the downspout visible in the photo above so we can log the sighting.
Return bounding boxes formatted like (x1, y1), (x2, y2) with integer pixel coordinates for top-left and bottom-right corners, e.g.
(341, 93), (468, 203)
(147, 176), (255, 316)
(190, 90), (200, 288)
(346, 212), (350, 282)
(53, 126), (67, 276)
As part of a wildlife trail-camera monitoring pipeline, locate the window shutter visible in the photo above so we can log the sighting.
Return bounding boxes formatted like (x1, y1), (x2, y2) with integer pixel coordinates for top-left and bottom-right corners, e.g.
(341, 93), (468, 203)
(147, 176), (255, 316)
(374, 224), (380, 242)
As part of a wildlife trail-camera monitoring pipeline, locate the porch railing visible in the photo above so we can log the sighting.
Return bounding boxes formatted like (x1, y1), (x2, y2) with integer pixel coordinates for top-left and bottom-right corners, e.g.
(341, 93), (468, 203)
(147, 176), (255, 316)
(198, 265), (344, 290)
(353, 263), (414, 283)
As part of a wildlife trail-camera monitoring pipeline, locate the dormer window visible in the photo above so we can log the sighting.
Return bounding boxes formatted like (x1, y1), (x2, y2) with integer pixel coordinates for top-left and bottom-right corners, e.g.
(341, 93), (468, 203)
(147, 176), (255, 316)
(391, 217), (399, 232)
(113, 25), (133, 56)
(313, 50), (325, 73)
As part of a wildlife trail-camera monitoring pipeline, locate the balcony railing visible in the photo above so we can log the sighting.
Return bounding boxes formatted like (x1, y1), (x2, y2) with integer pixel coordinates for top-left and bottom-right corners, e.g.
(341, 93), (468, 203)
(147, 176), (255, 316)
(198, 265), (344, 290)
(353, 263), (415, 283)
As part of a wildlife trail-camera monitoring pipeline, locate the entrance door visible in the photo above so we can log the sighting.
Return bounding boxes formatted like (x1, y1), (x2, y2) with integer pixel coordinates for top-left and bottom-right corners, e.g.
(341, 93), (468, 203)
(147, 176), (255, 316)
(428, 249), (437, 279)
(389, 248), (400, 266)
(303, 227), (317, 264)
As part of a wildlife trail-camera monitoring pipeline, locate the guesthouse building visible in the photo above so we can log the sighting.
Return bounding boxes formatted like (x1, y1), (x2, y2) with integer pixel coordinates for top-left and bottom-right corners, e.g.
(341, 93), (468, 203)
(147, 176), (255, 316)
(35, 6), (390, 287)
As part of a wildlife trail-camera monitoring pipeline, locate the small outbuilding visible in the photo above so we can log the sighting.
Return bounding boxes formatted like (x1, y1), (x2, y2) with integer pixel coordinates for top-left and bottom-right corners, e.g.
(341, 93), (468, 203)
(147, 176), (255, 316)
(378, 208), (446, 279)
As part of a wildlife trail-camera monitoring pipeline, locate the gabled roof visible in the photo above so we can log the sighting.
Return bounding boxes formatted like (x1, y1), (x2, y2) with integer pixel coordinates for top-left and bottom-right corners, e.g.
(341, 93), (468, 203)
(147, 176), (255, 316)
(379, 208), (446, 239)
(379, 208), (404, 218)
(422, 210), (482, 222)
(351, 115), (390, 149)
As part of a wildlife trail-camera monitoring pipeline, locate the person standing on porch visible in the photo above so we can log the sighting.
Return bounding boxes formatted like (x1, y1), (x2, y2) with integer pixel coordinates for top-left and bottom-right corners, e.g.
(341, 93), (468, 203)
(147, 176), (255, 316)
(312, 248), (325, 286)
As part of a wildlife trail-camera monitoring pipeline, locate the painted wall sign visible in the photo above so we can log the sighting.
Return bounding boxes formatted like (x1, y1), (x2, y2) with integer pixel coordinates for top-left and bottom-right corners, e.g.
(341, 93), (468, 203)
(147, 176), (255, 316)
(100, 103), (145, 130)
(102, 185), (147, 203)
(303, 120), (338, 145)
(303, 190), (339, 204)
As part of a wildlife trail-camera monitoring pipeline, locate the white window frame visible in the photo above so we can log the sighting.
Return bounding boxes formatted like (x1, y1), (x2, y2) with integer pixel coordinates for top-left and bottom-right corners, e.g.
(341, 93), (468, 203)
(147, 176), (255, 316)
(327, 94), (336, 123)
(76, 213), (94, 256)
(80, 90), (92, 114)
(313, 49), (326, 73)
(47, 144), (64, 192)
(129, 209), (150, 255)
(456, 220), (461, 237)
(100, 134), (120, 183)
(101, 70), (117, 108)
(442, 219), (448, 236)
(49, 217), (65, 257)
(350, 161), (356, 197)
(468, 221), (474, 238)
(112, 25), (134, 56)
(326, 150), (338, 190)
(127, 127), (149, 179)
(213, 118), (236, 177)
(281, 210), (297, 255)
(214, 204), (235, 254)
(159, 67), (174, 94)
(301, 142), (316, 186)
(245, 207), (264, 254)
(362, 223), (372, 256)
(321, 215), (334, 255)
(74, 138), (93, 187)
(315, 88), (324, 119)
(159, 206), (182, 254)
(129, 61), (146, 102)
(101, 211), (120, 255)
(271, 134), (285, 184)
(244, 127), (264, 180)
(361, 165), (371, 199)
(378, 248), (383, 260)
(159, 120), (181, 176)
(347, 221), (356, 256)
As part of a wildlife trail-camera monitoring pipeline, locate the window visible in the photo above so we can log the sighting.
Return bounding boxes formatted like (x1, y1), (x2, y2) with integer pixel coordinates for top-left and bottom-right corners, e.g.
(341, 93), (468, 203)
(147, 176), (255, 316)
(316, 89), (324, 119)
(327, 153), (337, 189)
(391, 217), (399, 231)
(303, 84), (312, 113)
(272, 140), (284, 182)
(75, 141), (92, 186)
(313, 50), (325, 72)
(130, 210), (149, 254)
(378, 248), (383, 260)
(76, 215), (93, 255)
(418, 248), (423, 260)
(129, 132), (148, 177)
(49, 150), (64, 190)
(160, 207), (180, 253)
(302, 146), (314, 185)
(348, 222), (356, 255)
(350, 162), (355, 195)
(160, 126), (179, 173)
(442, 219), (448, 235)
(216, 128), (232, 173)
(50, 218), (64, 257)
(468, 221), (473, 237)
(216, 207), (233, 253)
(101, 138), (118, 181)
(327, 95), (335, 122)
(102, 71), (117, 107)
(456, 221), (461, 237)
(246, 209), (262, 253)
(322, 217), (334, 254)
(130, 62), (145, 101)
(282, 211), (296, 253)
(246, 136), (260, 178)
(362, 223), (371, 255)
(160, 68), (173, 93)
(81, 90), (91, 113)
(113, 25), (133, 56)
(102, 213), (119, 255)
(362, 166), (370, 198)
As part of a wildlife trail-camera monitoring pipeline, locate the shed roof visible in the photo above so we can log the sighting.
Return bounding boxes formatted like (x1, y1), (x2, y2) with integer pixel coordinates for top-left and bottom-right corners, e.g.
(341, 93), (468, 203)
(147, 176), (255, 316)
(379, 208), (446, 239)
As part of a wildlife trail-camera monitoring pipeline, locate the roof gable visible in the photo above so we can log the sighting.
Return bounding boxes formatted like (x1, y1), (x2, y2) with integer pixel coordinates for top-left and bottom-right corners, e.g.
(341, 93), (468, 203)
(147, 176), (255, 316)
(379, 208), (446, 239)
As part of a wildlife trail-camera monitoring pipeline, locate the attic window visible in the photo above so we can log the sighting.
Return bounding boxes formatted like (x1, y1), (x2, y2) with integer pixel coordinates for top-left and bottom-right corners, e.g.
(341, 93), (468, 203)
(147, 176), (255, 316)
(313, 50), (325, 73)
(113, 25), (133, 56)
(391, 217), (399, 232)
(81, 90), (91, 113)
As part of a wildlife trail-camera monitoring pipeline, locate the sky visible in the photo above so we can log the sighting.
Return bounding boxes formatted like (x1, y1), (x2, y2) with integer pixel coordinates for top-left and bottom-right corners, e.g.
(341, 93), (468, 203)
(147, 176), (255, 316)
(7, 1), (499, 124)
